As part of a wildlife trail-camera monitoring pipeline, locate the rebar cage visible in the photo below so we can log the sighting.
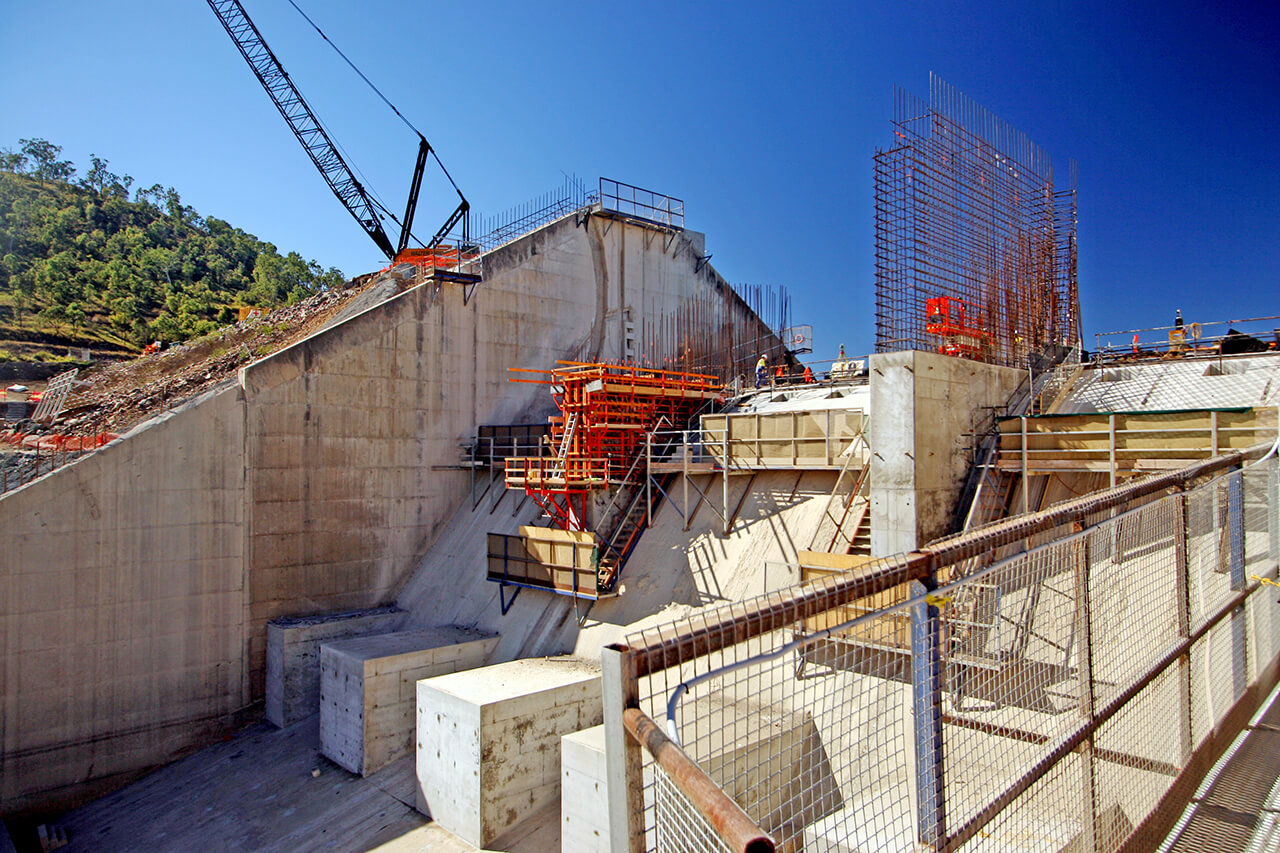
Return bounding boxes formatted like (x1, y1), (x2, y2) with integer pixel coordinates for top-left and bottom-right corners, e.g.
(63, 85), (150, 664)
(604, 442), (1280, 853)
(875, 74), (1080, 369)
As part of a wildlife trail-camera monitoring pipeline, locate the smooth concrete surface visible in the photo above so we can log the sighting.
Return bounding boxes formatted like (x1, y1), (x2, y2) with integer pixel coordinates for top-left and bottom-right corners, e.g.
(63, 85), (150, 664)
(52, 715), (430, 852)
(265, 606), (405, 727)
(397, 469), (831, 669)
(416, 658), (602, 847)
(51, 710), (565, 853)
(560, 725), (608, 853)
(2, 208), (780, 814)
(868, 351), (1024, 555)
(319, 626), (498, 775)
(0, 383), (248, 816)
(239, 212), (777, 701)
(701, 707), (843, 842)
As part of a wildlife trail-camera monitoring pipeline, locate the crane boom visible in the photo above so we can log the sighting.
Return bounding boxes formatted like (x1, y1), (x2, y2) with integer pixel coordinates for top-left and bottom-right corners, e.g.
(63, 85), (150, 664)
(206, 0), (398, 259)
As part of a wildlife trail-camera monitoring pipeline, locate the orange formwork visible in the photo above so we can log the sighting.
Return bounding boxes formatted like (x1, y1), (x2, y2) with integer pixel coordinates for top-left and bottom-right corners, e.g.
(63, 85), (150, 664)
(505, 362), (722, 529)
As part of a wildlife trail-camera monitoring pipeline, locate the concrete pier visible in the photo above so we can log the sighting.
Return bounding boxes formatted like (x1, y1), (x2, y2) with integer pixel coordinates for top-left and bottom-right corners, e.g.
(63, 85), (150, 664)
(319, 626), (497, 775)
(415, 658), (602, 846)
(266, 606), (405, 727)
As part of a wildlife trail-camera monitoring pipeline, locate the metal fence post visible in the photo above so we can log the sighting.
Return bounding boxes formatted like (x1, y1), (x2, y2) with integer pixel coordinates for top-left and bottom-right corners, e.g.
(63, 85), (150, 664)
(646, 432), (652, 529)
(1174, 491), (1193, 766)
(910, 579), (945, 847)
(603, 644), (644, 853)
(683, 429), (690, 532)
(1228, 472), (1248, 698)
(722, 427), (730, 536)
(1073, 529), (1098, 852)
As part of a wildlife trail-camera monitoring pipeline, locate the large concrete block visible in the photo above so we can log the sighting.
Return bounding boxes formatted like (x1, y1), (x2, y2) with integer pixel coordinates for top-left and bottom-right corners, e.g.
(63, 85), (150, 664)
(416, 658), (603, 847)
(561, 725), (608, 853)
(264, 607), (404, 727)
(319, 626), (498, 775)
(681, 699), (843, 844)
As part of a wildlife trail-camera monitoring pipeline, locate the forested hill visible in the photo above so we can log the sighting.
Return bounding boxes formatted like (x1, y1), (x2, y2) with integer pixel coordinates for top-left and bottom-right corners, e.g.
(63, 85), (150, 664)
(0, 137), (346, 359)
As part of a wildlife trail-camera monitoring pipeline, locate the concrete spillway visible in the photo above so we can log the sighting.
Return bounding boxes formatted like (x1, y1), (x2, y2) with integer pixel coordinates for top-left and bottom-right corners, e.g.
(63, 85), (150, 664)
(0, 207), (781, 816)
(395, 468), (840, 664)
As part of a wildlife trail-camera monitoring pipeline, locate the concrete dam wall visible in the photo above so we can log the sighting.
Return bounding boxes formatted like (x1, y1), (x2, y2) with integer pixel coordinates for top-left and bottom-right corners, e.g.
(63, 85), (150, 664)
(0, 209), (777, 815)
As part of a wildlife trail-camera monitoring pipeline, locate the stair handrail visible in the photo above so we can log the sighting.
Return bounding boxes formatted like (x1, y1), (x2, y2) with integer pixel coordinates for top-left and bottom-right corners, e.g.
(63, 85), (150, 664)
(595, 438), (652, 528)
(950, 356), (1066, 534)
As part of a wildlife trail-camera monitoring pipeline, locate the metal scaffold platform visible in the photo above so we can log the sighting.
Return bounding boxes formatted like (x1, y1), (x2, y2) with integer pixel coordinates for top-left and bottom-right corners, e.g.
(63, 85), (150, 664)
(487, 362), (723, 610)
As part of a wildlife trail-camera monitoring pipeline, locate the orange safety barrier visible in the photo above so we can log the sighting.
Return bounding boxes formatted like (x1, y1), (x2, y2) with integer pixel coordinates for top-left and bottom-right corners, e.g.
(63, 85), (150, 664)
(9, 432), (117, 451)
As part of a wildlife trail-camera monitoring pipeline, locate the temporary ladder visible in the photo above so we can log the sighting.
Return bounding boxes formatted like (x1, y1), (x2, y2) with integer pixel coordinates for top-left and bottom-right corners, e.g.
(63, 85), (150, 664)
(550, 410), (578, 479)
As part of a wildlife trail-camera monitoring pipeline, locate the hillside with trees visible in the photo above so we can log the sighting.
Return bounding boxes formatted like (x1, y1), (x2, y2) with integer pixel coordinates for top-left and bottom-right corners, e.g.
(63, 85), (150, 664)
(0, 137), (346, 360)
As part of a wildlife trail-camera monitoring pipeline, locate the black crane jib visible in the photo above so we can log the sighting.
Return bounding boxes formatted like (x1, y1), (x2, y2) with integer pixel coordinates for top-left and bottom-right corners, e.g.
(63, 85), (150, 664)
(206, 0), (453, 262)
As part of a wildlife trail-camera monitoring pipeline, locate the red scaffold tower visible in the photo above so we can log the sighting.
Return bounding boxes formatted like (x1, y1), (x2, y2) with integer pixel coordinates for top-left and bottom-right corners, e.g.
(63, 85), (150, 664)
(504, 362), (723, 531)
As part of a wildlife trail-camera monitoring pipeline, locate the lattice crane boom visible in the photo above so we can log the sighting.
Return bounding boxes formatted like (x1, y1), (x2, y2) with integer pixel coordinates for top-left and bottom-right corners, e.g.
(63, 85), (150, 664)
(206, 0), (444, 261)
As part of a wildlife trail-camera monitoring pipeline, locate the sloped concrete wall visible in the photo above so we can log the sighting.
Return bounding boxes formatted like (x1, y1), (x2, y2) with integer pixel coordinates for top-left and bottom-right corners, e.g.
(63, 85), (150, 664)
(397, 468), (831, 665)
(0, 385), (248, 815)
(241, 213), (771, 695)
(0, 209), (779, 815)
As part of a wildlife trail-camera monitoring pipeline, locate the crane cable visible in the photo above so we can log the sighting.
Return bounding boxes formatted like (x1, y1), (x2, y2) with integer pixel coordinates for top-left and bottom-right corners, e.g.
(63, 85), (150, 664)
(283, 0), (464, 195)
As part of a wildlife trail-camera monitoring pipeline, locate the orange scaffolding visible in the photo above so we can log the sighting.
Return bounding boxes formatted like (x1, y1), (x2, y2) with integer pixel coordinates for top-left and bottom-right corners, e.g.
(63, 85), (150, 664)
(505, 362), (722, 530)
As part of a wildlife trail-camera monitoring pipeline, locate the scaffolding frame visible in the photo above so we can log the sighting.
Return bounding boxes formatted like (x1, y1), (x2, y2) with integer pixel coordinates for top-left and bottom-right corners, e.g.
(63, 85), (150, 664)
(875, 74), (1079, 369)
(491, 363), (723, 602)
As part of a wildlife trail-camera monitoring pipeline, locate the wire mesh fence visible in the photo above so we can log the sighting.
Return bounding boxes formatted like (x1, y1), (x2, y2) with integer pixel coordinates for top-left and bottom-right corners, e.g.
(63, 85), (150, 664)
(607, 443), (1280, 853)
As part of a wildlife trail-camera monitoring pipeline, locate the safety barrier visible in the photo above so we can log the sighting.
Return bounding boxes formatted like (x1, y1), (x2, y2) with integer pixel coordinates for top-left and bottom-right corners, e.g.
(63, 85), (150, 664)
(603, 441), (1280, 852)
(1, 432), (120, 494)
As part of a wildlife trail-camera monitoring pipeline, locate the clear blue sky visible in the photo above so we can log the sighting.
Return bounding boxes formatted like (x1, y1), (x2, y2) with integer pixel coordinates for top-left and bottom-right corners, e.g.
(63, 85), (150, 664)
(3, 0), (1276, 358)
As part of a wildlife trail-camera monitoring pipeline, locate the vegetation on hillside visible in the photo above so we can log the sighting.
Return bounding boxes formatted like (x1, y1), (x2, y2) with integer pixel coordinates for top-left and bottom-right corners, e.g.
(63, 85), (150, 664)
(0, 137), (345, 355)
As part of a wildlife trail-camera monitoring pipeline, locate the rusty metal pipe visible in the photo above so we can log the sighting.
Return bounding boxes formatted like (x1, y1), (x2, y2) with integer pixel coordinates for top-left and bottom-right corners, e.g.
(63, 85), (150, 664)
(622, 707), (775, 853)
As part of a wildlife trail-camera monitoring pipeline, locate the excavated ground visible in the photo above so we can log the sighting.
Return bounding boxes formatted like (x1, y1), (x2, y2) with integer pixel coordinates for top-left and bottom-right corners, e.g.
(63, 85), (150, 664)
(41, 271), (399, 436)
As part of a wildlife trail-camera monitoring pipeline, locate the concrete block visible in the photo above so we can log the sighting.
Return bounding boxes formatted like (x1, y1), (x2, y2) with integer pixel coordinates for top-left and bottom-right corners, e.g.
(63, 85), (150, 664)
(319, 626), (497, 775)
(561, 725), (608, 853)
(678, 696), (844, 844)
(416, 657), (603, 847)
(264, 606), (404, 727)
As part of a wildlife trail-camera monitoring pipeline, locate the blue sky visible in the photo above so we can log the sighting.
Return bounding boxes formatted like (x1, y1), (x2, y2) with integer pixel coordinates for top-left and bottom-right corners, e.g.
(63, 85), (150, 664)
(2, 0), (1276, 358)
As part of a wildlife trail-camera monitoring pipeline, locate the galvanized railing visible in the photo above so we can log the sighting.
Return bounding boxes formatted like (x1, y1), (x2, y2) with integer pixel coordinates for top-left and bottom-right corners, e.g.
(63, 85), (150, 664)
(603, 441), (1280, 853)
(1094, 315), (1280, 362)
(599, 178), (685, 229)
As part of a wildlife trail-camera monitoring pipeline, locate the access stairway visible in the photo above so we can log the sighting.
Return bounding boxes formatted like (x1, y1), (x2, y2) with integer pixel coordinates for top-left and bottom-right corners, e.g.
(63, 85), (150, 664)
(488, 362), (722, 605)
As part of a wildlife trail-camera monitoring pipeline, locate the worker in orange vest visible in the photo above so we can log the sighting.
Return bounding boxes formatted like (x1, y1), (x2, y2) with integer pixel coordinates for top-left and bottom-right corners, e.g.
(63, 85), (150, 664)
(803, 365), (815, 383)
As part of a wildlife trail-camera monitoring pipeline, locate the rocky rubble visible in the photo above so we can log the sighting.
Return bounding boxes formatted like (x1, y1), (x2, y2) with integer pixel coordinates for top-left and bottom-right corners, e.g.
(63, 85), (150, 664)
(18, 270), (402, 436)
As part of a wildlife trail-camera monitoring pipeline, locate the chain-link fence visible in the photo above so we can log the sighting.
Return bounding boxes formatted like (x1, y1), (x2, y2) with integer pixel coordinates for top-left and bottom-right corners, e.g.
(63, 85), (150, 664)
(603, 442), (1280, 853)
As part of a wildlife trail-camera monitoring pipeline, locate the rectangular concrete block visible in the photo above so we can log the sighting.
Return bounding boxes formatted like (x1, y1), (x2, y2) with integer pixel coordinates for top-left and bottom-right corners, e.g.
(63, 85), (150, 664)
(675, 694), (844, 844)
(264, 606), (404, 727)
(416, 657), (603, 847)
(561, 725), (608, 853)
(319, 626), (497, 775)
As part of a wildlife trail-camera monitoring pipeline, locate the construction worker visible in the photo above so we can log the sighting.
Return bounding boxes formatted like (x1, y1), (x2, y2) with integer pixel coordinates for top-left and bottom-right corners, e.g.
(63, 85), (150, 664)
(803, 365), (815, 383)
(755, 355), (767, 388)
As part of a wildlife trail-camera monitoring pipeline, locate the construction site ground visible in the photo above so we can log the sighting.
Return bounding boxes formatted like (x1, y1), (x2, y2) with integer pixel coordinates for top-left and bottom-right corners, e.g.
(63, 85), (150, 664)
(5, 269), (400, 438)
(27, 714), (558, 853)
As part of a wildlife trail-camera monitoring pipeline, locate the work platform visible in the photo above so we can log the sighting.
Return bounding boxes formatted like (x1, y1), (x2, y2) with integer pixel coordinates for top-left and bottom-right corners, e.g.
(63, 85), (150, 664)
(997, 407), (1278, 478)
(490, 363), (722, 605)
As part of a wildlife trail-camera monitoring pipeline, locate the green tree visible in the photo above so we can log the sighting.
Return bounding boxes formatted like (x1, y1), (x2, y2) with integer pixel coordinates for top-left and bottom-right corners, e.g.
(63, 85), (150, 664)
(0, 137), (347, 349)
(19, 138), (75, 184)
(0, 147), (27, 173)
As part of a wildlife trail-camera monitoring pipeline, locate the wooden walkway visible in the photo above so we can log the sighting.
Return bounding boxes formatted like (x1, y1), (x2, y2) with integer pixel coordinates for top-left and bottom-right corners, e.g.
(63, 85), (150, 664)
(53, 715), (559, 853)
